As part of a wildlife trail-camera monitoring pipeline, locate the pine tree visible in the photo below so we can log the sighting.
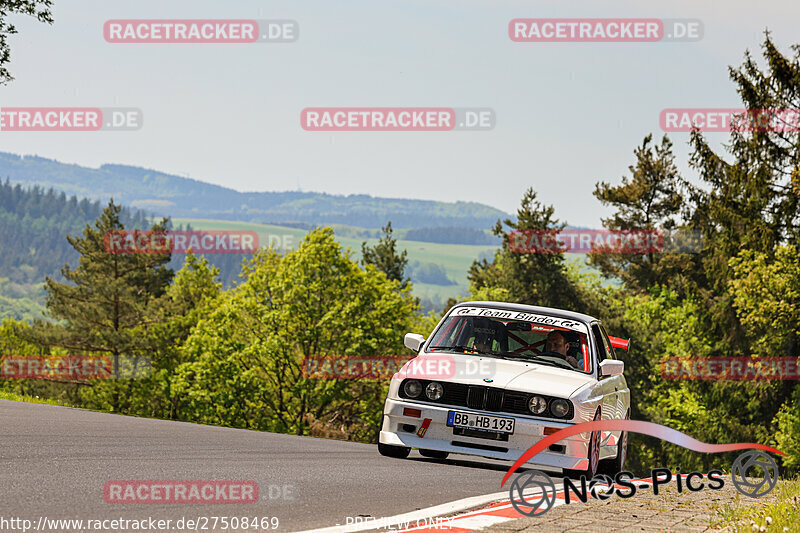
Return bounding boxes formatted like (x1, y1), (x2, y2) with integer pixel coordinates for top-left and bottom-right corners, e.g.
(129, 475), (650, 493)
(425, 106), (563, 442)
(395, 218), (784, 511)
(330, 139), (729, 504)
(361, 221), (410, 289)
(468, 187), (583, 310)
(590, 134), (689, 293)
(26, 200), (173, 410)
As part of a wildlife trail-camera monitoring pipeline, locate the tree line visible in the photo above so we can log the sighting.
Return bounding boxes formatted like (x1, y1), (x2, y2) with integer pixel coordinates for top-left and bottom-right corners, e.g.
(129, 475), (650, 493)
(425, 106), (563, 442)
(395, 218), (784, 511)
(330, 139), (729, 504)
(0, 205), (427, 442)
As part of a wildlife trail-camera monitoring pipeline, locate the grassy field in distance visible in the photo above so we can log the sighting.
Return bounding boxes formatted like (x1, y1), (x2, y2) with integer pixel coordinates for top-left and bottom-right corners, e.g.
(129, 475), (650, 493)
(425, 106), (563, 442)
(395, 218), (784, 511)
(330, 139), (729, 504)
(170, 218), (494, 305)
(168, 218), (599, 311)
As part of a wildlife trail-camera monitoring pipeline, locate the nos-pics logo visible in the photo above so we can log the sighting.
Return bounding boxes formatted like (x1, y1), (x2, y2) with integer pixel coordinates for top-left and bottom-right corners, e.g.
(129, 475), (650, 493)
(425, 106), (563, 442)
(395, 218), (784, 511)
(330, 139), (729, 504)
(502, 420), (782, 517)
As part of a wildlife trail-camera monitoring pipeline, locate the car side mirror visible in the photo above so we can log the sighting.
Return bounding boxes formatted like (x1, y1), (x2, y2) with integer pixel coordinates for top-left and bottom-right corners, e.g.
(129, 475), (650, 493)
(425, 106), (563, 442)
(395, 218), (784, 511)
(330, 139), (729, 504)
(599, 359), (624, 377)
(404, 333), (426, 352)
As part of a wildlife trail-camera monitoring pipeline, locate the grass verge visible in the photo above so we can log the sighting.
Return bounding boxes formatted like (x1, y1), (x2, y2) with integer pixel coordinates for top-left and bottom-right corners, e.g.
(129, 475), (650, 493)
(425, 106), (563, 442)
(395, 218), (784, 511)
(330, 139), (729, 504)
(0, 390), (74, 407)
(711, 477), (800, 531)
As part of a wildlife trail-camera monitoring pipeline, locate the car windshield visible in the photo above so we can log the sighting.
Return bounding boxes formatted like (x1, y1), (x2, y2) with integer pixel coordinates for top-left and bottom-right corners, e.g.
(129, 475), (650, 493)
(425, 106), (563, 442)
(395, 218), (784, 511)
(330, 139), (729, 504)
(427, 309), (592, 373)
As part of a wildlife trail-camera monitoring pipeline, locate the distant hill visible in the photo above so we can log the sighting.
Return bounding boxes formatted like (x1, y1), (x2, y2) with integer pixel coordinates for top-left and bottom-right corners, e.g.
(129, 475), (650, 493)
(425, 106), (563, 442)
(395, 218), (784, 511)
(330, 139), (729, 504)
(0, 181), (150, 286)
(0, 182), (500, 320)
(0, 152), (508, 229)
(0, 181), (152, 321)
(0, 182), (263, 321)
(404, 226), (500, 245)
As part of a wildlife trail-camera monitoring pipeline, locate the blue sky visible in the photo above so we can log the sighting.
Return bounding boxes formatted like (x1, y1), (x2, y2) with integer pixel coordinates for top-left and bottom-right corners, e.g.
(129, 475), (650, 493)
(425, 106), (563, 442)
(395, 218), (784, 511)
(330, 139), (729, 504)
(0, 0), (798, 226)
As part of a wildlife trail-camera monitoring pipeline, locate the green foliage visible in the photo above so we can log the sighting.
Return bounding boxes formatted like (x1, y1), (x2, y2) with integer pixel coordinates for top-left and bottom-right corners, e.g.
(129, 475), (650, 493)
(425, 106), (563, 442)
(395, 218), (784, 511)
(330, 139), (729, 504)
(468, 188), (584, 310)
(4, 199), (420, 443)
(0, 278), (46, 321)
(407, 261), (455, 286)
(0, 181), (151, 319)
(125, 253), (222, 419)
(0, 317), (44, 357)
(775, 386), (800, 470)
(729, 244), (800, 469)
(361, 221), (409, 288)
(0, 317), (69, 401)
(570, 34), (800, 475)
(173, 228), (419, 439)
(0, 181), (150, 280)
(617, 288), (716, 471)
(590, 134), (694, 294)
(0, 1), (53, 85)
(23, 200), (174, 411)
(730, 245), (800, 356)
(681, 34), (800, 471)
(685, 34), (800, 353)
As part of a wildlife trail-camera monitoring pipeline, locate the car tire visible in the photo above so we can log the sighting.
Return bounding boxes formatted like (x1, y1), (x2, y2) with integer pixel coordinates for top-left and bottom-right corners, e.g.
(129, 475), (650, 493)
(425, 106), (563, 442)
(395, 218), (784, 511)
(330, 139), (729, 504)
(563, 409), (601, 480)
(419, 449), (449, 460)
(598, 410), (629, 477)
(378, 442), (411, 459)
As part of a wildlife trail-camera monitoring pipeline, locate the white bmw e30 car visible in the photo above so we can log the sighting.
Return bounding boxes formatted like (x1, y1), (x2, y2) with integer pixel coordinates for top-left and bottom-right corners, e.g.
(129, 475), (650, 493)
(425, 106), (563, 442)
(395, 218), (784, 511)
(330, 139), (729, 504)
(378, 301), (631, 478)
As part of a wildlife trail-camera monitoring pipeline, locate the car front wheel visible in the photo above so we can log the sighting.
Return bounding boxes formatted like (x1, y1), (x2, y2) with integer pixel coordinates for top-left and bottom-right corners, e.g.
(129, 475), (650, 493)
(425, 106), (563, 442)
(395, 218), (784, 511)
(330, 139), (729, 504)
(599, 409), (629, 476)
(378, 442), (411, 459)
(563, 410), (601, 479)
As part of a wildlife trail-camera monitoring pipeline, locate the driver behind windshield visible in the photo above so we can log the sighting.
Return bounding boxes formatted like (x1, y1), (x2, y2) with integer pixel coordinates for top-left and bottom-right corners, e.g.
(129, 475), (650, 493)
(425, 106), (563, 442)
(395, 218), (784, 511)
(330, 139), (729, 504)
(544, 330), (579, 369)
(469, 318), (503, 354)
(472, 328), (495, 353)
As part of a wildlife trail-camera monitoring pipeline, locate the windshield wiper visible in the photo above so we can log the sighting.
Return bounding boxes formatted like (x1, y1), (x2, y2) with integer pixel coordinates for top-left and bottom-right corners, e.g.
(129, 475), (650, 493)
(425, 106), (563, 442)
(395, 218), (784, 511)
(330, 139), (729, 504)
(506, 354), (574, 370)
(429, 344), (494, 356)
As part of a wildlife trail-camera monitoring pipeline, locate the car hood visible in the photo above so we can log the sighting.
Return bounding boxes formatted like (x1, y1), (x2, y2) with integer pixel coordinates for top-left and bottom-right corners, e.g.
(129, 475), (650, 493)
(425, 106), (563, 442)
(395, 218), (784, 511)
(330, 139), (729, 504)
(405, 353), (595, 398)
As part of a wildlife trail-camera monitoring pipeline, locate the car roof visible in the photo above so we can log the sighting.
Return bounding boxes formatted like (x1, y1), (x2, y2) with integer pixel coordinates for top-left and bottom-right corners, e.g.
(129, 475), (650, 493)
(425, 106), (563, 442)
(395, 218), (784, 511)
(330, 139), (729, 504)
(450, 301), (598, 325)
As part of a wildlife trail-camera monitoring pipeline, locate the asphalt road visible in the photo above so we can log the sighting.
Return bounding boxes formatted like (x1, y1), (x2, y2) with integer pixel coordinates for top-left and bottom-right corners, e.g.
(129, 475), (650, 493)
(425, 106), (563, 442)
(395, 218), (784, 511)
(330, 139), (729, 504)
(0, 400), (525, 532)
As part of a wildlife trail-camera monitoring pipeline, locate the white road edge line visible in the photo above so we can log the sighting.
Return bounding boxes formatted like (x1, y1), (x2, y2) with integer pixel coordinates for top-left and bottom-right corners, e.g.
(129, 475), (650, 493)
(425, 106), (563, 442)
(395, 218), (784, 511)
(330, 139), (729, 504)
(397, 478), (652, 532)
(292, 482), (566, 533)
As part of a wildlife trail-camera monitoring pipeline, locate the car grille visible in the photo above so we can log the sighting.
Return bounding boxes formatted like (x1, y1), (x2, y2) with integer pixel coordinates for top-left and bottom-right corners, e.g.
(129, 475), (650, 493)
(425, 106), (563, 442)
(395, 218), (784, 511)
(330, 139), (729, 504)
(466, 386), (484, 409)
(464, 385), (527, 414)
(399, 380), (574, 420)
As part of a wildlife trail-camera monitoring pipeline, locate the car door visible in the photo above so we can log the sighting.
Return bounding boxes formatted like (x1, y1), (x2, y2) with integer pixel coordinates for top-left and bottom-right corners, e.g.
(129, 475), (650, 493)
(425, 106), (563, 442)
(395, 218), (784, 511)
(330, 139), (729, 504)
(600, 324), (631, 419)
(591, 323), (618, 422)
(599, 324), (629, 421)
(591, 323), (620, 455)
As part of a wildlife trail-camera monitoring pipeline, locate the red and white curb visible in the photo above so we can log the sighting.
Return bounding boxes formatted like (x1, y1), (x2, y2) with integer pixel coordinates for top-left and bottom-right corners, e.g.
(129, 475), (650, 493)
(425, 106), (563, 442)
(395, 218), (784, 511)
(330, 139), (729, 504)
(399, 477), (663, 532)
(300, 478), (657, 533)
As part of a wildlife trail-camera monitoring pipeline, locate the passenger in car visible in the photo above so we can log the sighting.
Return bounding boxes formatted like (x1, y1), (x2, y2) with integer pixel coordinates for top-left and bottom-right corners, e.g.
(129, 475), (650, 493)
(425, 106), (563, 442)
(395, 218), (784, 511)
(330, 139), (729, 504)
(544, 330), (579, 369)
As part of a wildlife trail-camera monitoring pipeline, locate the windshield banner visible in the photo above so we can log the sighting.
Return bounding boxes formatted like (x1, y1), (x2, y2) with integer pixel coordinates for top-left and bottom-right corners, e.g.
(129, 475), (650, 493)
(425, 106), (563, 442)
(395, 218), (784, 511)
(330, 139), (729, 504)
(451, 307), (589, 333)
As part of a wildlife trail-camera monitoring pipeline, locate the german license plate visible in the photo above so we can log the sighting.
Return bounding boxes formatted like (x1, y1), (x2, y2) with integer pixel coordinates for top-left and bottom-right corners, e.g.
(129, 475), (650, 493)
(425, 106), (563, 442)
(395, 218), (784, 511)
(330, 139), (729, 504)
(447, 411), (515, 434)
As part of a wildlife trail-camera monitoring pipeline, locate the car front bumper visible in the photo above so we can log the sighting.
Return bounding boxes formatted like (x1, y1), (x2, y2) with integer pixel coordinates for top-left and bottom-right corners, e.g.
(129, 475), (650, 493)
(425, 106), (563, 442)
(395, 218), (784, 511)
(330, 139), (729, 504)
(379, 397), (590, 471)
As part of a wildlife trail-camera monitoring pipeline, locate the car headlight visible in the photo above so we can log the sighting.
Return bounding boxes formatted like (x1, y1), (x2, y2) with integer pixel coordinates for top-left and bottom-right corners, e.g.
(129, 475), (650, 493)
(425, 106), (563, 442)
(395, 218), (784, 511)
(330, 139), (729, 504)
(550, 399), (570, 418)
(425, 382), (444, 401)
(528, 396), (547, 415)
(404, 380), (422, 398)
